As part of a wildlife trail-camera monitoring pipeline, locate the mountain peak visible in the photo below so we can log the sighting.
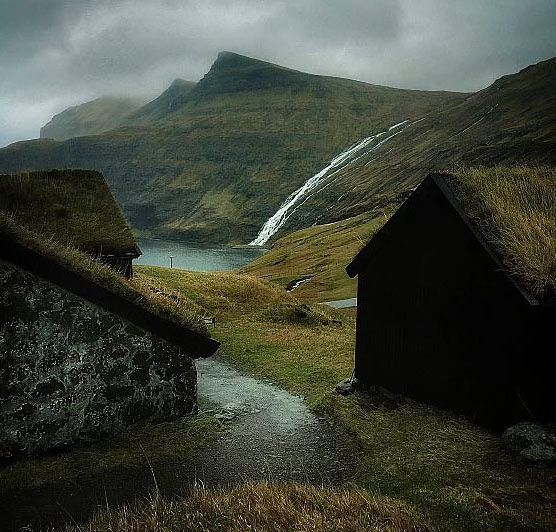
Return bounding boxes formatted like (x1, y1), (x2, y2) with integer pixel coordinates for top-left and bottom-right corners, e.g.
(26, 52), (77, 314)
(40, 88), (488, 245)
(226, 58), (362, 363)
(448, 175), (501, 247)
(169, 78), (191, 88)
(212, 51), (277, 71)
(194, 52), (308, 97)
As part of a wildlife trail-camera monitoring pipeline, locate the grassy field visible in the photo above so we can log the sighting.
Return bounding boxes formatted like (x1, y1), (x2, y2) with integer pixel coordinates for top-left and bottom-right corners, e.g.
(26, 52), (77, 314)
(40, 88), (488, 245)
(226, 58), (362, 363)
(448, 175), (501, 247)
(0, 413), (219, 492)
(3, 263), (554, 530)
(130, 266), (556, 532)
(450, 165), (556, 300)
(240, 210), (390, 302)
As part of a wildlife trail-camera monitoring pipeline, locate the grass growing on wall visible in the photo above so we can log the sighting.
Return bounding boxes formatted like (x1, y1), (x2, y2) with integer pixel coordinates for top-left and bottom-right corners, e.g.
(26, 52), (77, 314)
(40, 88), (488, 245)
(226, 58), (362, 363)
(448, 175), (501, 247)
(450, 165), (556, 300)
(0, 213), (207, 335)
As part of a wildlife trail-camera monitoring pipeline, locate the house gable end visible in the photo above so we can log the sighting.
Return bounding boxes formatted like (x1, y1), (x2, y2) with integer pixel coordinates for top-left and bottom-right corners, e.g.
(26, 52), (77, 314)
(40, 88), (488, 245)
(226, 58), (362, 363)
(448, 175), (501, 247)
(346, 173), (539, 306)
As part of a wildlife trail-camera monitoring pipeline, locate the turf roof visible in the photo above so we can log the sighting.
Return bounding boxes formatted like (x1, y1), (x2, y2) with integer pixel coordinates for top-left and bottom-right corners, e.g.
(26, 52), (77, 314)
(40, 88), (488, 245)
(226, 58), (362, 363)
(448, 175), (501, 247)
(448, 166), (556, 302)
(0, 169), (138, 256)
(0, 211), (213, 344)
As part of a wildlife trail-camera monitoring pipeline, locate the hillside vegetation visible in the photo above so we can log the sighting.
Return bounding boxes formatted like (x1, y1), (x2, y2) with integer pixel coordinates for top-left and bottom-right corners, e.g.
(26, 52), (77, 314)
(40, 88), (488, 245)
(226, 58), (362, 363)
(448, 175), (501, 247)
(0, 51), (465, 243)
(274, 58), (556, 239)
(450, 165), (556, 301)
(4, 55), (554, 245)
(241, 210), (391, 301)
(40, 96), (147, 141)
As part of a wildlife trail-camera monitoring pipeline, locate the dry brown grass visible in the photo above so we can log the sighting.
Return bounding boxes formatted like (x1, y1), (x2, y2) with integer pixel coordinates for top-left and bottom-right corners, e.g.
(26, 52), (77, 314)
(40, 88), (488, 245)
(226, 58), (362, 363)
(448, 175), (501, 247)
(451, 165), (556, 300)
(66, 482), (432, 532)
(135, 265), (296, 317)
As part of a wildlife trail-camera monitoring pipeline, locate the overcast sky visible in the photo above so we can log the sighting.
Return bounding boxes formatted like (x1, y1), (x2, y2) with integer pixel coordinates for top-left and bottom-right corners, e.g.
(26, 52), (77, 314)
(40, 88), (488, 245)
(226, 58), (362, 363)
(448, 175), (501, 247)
(1, 0), (555, 147)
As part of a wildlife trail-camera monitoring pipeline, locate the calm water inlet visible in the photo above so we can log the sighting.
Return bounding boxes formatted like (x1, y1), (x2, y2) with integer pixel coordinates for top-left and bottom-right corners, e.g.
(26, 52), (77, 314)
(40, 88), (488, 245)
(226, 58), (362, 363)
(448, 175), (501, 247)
(135, 238), (265, 271)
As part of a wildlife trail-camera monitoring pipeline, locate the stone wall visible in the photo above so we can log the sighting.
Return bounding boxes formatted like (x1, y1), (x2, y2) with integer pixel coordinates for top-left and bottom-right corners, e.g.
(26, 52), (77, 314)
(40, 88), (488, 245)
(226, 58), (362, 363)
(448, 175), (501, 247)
(0, 260), (197, 461)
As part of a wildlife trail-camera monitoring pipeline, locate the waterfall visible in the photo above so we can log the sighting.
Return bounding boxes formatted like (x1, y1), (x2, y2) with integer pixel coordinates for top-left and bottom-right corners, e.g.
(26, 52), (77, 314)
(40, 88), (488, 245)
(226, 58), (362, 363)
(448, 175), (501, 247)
(249, 120), (412, 246)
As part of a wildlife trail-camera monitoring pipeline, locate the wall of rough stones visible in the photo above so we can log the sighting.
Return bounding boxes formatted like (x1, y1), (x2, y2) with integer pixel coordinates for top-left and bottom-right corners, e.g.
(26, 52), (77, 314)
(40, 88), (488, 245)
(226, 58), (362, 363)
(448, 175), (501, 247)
(0, 260), (197, 461)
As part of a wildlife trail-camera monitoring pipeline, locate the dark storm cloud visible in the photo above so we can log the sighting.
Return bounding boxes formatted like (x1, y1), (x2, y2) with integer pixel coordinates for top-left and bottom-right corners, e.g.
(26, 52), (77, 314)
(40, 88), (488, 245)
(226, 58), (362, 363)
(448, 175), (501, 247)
(1, 0), (555, 147)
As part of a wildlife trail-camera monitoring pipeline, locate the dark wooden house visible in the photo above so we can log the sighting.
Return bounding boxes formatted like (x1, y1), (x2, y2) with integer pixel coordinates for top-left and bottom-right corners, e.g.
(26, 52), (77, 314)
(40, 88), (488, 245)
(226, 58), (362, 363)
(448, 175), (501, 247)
(346, 173), (555, 431)
(0, 169), (141, 278)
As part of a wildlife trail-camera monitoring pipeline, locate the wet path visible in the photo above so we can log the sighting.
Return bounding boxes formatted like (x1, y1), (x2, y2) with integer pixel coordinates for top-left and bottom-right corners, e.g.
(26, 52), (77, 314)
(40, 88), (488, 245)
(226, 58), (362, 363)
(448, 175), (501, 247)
(195, 358), (353, 484)
(1, 358), (355, 531)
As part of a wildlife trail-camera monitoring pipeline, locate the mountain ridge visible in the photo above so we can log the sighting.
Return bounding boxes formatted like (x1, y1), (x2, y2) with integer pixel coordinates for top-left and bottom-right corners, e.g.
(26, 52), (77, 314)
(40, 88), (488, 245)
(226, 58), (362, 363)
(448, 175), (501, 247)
(269, 57), (556, 239)
(2, 53), (548, 244)
(40, 95), (148, 141)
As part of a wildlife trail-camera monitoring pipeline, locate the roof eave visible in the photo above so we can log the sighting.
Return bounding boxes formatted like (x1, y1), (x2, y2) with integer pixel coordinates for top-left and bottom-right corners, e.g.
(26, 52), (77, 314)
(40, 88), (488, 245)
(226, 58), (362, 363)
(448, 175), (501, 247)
(0, 236), (220, 358)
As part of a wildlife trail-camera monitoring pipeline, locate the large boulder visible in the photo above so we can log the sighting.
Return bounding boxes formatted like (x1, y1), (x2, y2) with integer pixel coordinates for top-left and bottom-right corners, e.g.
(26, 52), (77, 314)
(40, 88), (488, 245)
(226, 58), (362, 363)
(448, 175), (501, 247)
(501, 422), (556, 462)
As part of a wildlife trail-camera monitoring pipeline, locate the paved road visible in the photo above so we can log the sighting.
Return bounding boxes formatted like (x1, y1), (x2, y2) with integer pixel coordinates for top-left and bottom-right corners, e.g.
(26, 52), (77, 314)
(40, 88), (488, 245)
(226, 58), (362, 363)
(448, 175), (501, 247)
(2, 358), (356, 531)
(325, 297), (357, 309)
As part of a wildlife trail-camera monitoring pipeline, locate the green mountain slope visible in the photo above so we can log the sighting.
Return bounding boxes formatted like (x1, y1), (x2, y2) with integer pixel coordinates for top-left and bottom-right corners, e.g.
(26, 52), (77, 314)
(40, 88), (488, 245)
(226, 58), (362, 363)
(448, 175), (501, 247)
(40, 96), (147, 141)
(241, 210), (390, 302)
(271, 57), (556, 239)
(124, 79), (196, 125)
(0, 52), (464, 243)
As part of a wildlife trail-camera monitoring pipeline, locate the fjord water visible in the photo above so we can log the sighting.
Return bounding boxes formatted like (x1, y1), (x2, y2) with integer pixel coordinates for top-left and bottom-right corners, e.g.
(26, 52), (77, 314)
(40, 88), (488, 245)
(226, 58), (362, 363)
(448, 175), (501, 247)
(135, 238), (265, 271)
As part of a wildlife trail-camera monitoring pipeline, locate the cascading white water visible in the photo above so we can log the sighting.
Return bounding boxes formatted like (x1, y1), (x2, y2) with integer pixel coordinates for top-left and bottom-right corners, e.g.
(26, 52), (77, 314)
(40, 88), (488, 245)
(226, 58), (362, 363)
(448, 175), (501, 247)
(249, 119), (413, 246)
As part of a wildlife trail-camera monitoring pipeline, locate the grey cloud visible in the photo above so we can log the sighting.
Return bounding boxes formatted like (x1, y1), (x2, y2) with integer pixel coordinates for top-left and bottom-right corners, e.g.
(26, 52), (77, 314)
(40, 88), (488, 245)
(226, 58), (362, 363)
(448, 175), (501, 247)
(1, 0), (555, 147)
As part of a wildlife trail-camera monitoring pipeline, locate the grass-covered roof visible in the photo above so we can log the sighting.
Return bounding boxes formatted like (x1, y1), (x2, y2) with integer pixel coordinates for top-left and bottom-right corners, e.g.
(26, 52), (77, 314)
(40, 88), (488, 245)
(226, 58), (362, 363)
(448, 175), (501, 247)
(0, 169), (138, 256)
(0, 212), (210, 340)
(449, 165), (556, 301)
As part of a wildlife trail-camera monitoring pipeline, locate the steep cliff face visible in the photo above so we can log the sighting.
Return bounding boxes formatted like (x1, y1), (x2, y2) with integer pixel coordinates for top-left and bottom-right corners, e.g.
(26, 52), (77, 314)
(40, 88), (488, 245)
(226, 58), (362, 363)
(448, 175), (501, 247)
(0, 261), (197, 461)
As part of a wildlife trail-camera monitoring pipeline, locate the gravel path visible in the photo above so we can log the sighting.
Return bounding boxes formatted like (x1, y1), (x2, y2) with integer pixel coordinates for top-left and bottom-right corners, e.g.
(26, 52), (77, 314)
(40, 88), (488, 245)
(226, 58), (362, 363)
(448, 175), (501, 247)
(1, 357), (355, 531)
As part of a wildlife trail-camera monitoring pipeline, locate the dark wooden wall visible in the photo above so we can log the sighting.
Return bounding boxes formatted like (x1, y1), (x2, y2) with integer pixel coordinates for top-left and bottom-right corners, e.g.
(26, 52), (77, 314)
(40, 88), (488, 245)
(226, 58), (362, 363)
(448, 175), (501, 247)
(354, 178), (553, 431)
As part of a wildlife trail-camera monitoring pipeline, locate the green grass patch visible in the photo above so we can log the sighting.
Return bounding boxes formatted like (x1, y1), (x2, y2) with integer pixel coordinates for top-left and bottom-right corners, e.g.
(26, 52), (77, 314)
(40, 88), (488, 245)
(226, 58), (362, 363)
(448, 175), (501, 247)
(0, 412), (220, 492)
(241, 210), (390, 302)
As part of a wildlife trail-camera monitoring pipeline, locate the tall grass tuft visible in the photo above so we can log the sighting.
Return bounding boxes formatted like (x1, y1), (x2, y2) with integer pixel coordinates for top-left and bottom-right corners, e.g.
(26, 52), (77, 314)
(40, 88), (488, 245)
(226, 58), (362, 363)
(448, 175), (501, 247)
(451, 165), (556, 300)
(65, 482), (433, 532)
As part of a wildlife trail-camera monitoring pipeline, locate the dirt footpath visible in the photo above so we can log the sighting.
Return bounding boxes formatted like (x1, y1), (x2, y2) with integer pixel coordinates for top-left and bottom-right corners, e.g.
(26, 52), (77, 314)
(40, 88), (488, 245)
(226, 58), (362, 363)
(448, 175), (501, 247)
(1, 357), (356, 531)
